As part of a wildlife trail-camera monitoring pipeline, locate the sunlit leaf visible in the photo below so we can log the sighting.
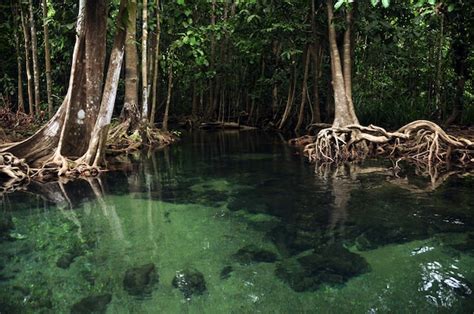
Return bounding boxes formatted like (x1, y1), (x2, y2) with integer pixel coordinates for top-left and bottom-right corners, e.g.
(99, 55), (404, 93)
(334, 0), (344, 10)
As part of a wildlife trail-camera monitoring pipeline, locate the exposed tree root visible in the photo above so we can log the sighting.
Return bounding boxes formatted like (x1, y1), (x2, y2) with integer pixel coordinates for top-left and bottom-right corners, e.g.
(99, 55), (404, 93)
(106, 121), (177, 153)
(0, 152), (31, 194)
(303, 120), (474, 167)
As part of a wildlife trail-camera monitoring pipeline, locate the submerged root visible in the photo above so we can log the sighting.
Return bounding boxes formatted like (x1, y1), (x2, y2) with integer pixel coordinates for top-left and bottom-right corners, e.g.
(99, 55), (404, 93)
(303, 120), (474, 167)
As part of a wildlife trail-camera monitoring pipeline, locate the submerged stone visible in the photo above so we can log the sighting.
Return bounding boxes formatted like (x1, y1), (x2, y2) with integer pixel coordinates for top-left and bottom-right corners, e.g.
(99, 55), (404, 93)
(233, 245), (277, 265)
(123, 263), (159, 297)
(172, 268), (207, 299)
(275, 259), (320, 292)
(275, 243), (370, 292)
(220, 266), (233, 280)
(70, 294), (112, 314)
(57, 253), (76, 269)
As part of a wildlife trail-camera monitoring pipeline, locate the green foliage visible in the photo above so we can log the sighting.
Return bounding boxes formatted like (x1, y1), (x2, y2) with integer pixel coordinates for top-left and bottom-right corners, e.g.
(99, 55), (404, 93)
(0, 0), (471, 126)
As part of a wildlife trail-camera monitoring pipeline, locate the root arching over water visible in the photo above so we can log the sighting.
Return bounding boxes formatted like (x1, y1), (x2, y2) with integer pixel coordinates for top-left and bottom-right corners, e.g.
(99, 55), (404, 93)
(303, 120), (474, 167)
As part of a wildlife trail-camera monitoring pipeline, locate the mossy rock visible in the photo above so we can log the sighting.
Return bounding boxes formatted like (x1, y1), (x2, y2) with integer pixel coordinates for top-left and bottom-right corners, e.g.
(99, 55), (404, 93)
(123, 263), (159, 298)
(172, 268), (207, 299)
(275, 243), (370, 292)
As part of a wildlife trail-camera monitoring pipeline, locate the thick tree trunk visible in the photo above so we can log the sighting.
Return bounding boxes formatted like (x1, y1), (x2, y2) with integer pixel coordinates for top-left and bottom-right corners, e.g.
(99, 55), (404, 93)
(28, 0), (41, 114)
(342, 6), (353, 104)
(141, 0), (149, 121)
(81, 0), (127, 166)
(150, 0), (161, 125)
(42, 0), (53, 118)
(162, 63), (173, 132)
(121, 0), (140, 130)
(20, 5), (34, 115)
(327, 0), (358, 127)
(295, 46), (311, 131)
(4, 0), (108, 167)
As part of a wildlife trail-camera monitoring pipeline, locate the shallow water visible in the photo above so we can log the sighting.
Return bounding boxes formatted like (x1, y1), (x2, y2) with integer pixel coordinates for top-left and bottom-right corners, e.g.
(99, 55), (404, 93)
(1, 130), (474, 313)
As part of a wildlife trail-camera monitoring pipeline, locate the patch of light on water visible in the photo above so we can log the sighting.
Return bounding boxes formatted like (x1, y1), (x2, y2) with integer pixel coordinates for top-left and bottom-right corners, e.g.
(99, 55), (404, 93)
(419, 261), (472, 308)
(411, 246), (435, 256)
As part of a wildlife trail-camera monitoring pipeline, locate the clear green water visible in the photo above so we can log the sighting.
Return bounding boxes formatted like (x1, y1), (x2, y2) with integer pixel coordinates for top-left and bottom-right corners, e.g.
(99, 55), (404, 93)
(1, 131), (474, 313)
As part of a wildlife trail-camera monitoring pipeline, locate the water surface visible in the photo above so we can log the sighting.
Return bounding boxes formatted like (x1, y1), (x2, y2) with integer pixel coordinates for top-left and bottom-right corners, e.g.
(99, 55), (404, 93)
(1, 131), (474, 313)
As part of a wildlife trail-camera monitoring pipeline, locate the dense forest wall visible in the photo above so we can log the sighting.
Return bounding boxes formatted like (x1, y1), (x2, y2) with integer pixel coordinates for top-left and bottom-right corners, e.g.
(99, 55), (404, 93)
(0, 0), (472, 133)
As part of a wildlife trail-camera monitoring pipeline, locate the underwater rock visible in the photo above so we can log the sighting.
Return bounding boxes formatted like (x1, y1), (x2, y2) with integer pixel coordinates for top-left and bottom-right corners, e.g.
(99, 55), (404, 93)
(70, 294), (112, 314)
(233, 245), (277, 265)
(299, 243), (370, 279)
(275, 258), (321, 292)
(220, 266), (233, 280)
(57, 253), (77, 269)
(123, 263), (159, 297)
(275, 243), (370, 292)
(172, 268), (207, 299)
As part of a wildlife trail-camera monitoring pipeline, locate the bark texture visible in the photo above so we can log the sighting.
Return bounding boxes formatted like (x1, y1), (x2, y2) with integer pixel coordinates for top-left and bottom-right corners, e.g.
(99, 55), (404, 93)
(2, 0), (110, 170)
(121, 0), (140, 130)
(326, 0), (358, 128)
(141, 0), (149, 121)
(150, 0), (161, 125)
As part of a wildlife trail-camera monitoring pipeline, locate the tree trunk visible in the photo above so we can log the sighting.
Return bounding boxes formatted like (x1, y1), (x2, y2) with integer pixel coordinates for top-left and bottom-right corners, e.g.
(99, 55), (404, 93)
(42, 0), (53, 118)
(310, 0), (321, 124)
(295, 46), (311, 131)
(20, 4), (34, 115)
(162, 63), (173, 132)
(4, 0), (108, 167)
(278, 63), (296, 129)
(141, 0), (149, 121)
(81, 0), (127, 166)
(327, 0), (358, 127)
(14, 3), (24, 113)
(271, 40), (281, 118)
(150, 0), (161, 125)
(28, 0), (41, 114)
(342, 6), (353, 104)
(121, 0), (140, 130)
